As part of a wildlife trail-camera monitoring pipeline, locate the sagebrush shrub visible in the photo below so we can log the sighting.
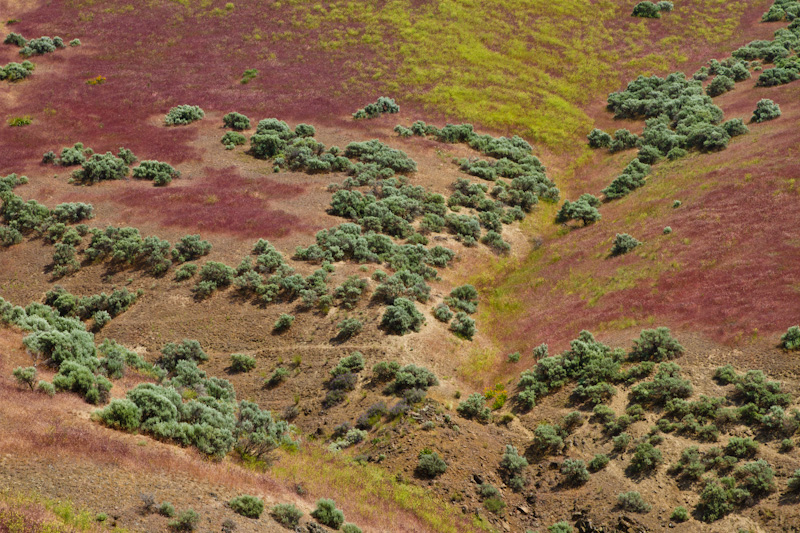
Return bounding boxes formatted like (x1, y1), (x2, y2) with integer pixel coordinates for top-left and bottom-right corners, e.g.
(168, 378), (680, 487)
(617, 491), (650, 512)
(457, 393), (490, 422)
(99, 399), (142, 431)
(561, 458), (590, 485)
(611, 233), (641, 256)
(133, 160), (180, 186)
(12, 366), (37, 390)
(311, 499), (344, 529)
(229, 495), (264, 519)
(780, 325), (800, 350)
(222, 111), (250, 131)
(271, 503), (303, 527)
(164, 105), (204, 126)
(630, 327), (684, 361)
(230, 353), (256, 373)
(168, 509), (200, 531)
(417, 450), (447, 477)
(752, 99), (781, 123)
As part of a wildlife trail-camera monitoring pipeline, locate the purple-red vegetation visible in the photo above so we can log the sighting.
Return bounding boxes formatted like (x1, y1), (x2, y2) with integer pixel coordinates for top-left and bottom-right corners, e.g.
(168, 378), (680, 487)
(94, 166), (308, 238)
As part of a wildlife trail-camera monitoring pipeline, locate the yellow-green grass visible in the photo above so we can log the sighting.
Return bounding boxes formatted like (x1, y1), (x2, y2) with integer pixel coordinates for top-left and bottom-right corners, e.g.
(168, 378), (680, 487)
(272, 445), (492, 533)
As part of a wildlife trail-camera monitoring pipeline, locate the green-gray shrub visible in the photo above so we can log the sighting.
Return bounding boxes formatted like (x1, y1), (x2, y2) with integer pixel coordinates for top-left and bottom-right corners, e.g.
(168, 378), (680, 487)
(311, 499), (344, 529)
(229, 494), (264, 519)
(270, 503), (303, 527)
(617, 491), (650, 512)
(230, 353), (256, 373)
(165, 105), (204, 126)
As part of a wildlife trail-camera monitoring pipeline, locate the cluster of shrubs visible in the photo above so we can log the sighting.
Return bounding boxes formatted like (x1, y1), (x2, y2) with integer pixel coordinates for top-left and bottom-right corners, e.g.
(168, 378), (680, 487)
(396, 121), (559, 204)
(631, 1), (673, 18)
(0, 60), (34, 81)
(44, 285), (140, 328)
(82, 226), (210, 277)
(96, 338), (295, 458)
(4, 32), (71, 57)
(3, 297), (160, 405)
(516, 328), (681, 411)
(673, 448), (780, 522)
(762, 0), (800, 22)
(352, 96), (399, 119)
(43, 143), (180, 187)
(590, 72), (747, 197)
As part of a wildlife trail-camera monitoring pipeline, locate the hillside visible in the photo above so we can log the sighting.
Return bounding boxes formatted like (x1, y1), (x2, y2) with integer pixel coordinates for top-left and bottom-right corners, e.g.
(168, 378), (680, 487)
(2, 1), (800, 532)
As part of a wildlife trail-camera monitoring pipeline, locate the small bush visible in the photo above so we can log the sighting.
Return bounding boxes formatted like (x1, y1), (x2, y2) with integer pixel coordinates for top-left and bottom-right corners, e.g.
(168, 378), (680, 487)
(671, 506), (689, 522)
(561, 458), (590, 485)
(613, 433), (632, 452)
(630, 327), (684, 361)
(229, 495), (264, 519)
(617, 491), (650, 512)
(168, 509), (200, 531)
(433, 303), (453, 323)
(223, 112), (250, 131)
(8, 115), (32, 127)
(706, 75), (735, 97)
(353, 96), (399, 119)
(417, 450), (448, 477)
(630, 442), (662, 473)
(632, 1), (661, 18)
(230, 353), (256, 373)
(159, 502), (175, 517)
(12, 366), (37, 390)
(788, 469), (800, 493)
(133, 160), (180, 186)
(337, 318), (363, 339)
(270, 503), (303, 527)
(548, 522), (574, 533)
(780, 325), (800, 351)
(610, 233), (641, 256)
(457, 393), (491, 422)
(381, 298), (424, 334)
(341, 524), (363, 533)
(73, 152), (128, 184)
(273, 314), (294, 331)
(174, 263), (197, 281)
(165, 105), (204, 126)
(311, 499), (344, 530)
(99, 398), (142, 431)
(69, 38), (80, 46)
(173, 235), (212, 262)
(751, 99), (781, 123)
(222, 131), (247, 148)
(37, 380), (55, 396)
(589, 454), (609, 471)
(735, 459), (775, 496)
(450, 311), (476, 339)
(267, 367), (289, 386)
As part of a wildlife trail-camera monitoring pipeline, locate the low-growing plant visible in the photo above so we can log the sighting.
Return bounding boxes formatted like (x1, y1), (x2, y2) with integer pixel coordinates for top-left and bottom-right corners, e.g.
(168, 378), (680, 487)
(417, 449), (447, 477)
(751, 99), (781, 123)
(12, 365), (38, 390)
(271, 503), (303, 527)
(168, 509), (200, 531)
(159, 502), (175, 517)
(617, 491), (650, 512)
(780, 325), (800, 351)
(611, 233), (641, 256)
(671, 506), (689, 522)
(589, 453), (610, 471)
(310, 499), (344, 529)
(229, 495), (264, 519)
(561, 458), (590, 485)
(165, 105), (204, 126)
(230, 353), (256, 373)
(223, 112), (250, 131)
(457, 393), (491, 422)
